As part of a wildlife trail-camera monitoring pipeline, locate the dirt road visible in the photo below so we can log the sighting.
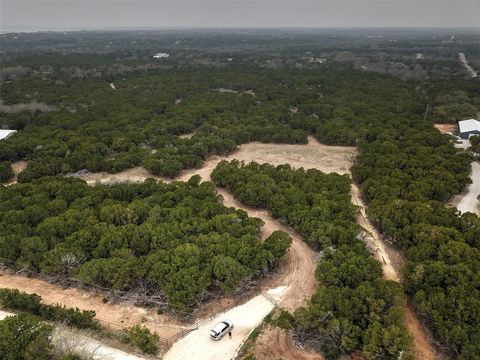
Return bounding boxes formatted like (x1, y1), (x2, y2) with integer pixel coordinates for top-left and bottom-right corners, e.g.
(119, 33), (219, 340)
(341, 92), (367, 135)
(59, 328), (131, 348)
(351, 184), (400, 282)
(351, 184), (437, 359)
(2, 137), (436, 359)
(0, 273), (186, 338)
(453, 162), (480, 216)
(459, 52), (478, 78)
(163, 294), (275, 360)
(217, 189), (318, 311)
(449, 141), (480, 215)
(0, 310), (145, 360)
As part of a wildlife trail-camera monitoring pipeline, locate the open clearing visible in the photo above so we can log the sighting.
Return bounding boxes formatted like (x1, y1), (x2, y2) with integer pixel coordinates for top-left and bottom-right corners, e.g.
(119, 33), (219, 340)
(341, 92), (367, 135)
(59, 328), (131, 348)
(449, 141), (480, 215)
(433, 123), (457, 134)
(251, 326), (324, 360)
(75, 136), (356, 185)
(4, 159), (27, 186)
(0, 273), (186, 338)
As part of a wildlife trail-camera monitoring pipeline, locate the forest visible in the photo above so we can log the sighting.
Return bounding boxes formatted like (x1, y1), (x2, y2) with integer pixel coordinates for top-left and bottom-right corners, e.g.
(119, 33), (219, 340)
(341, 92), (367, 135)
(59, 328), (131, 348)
(1, 34), (480, 358)
(212, 161), (412, 359)
(350, 118), (480, 359)
(0, 176), (290, 311)
(0, 62), (453, 183)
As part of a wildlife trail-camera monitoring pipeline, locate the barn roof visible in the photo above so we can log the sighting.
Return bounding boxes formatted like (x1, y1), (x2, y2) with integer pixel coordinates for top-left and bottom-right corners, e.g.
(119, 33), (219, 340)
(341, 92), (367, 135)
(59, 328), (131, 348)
(0, 129), (17, 140)
(458, 119), (480, 134)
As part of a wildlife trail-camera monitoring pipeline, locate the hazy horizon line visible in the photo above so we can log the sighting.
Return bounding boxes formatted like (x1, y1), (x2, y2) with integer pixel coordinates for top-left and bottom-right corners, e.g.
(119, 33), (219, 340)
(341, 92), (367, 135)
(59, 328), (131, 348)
(2, 25), (480, 34)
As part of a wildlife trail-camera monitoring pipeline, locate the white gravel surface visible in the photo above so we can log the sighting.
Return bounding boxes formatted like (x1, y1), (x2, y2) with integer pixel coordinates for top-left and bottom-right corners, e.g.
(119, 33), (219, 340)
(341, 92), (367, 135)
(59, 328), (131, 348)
(456, 162), (480, 215)
(0, 310), (144, 360)
(163, 293), (275, 360)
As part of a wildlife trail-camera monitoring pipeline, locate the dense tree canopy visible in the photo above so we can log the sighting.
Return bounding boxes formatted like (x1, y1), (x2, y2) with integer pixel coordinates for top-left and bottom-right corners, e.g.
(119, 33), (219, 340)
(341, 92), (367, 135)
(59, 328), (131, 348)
(0, 176), (290, 311)
(346, 110), (480, 359)
(212, 161), (412, 359)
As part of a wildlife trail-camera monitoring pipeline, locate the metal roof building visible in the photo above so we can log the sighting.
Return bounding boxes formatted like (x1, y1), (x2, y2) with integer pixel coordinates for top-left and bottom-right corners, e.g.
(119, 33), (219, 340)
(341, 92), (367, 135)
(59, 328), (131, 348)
(0, 129), (17, 141)
(458, 119), (480, 139)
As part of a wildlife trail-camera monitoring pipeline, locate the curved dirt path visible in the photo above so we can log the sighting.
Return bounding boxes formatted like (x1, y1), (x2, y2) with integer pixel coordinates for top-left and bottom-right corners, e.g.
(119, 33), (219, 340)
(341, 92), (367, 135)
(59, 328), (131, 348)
(218, 189), (317, 311)
(351, 184), (436, 360)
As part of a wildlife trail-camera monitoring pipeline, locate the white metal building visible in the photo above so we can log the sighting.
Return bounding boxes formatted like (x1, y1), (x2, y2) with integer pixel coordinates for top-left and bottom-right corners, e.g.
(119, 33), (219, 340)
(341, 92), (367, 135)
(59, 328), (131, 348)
(458, 119), (480, 139)
(0, 129), (17, 141)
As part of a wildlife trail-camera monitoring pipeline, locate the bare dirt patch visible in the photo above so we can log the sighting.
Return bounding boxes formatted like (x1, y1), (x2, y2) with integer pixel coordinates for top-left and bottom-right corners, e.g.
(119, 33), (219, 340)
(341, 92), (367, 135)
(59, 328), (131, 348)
(0, 272), (186, 339)
(404, 303), (437, 360)
(178, 136), (356, 182)
(250, 326), (324, 360)
(4, 160), (27, 186)
(351, 184), (438, 359)
(178, 132), (194, 139)
(433, 123), (457, 134)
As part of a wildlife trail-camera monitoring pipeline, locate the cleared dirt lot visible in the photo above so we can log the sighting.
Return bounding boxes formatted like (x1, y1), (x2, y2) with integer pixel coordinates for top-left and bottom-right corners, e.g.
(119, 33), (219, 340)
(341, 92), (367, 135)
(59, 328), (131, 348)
(0, 273), (186, 338)
(75, 136), (356, 185)
(433, 123), (457, 134)
(251, 326), (324, 360)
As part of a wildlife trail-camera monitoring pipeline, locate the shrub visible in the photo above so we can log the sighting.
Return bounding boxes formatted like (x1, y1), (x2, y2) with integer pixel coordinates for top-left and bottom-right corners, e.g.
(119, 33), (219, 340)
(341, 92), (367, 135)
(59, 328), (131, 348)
(125, 325), (160, 355)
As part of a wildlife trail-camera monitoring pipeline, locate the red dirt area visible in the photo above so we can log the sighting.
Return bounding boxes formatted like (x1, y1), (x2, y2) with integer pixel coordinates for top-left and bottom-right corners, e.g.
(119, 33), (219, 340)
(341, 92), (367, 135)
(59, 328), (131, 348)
(404, 302), (437, 360)
(250, 327), (324, 360)
(433, 123), (457, 134)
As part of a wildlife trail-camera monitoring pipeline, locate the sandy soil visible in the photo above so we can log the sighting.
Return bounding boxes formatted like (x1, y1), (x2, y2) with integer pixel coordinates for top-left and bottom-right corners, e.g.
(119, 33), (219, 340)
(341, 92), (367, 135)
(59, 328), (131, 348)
(76, 136), (356, 186)
(351, 184), (437, 359)
(0, 310), (145, 360)
(177, 136), (356, 181)
(178, 132), (194, 139)
(251, 326), (324, 360)
(163, 294), (275, 360)
(459, 52), (478, 78)
(0, 273), (186, 338)
(403, 303), (436, 360)
(217, 189), (318, 311)
(351, 184), (400, 282)
(433, 123), (457, 134)
(3, 160), (27, 186)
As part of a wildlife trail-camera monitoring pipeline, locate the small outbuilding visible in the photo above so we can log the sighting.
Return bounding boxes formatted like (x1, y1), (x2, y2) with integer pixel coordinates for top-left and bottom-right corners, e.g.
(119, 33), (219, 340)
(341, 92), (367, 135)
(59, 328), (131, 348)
(458, 119), (480, 139)
(0, 129), (17, 141)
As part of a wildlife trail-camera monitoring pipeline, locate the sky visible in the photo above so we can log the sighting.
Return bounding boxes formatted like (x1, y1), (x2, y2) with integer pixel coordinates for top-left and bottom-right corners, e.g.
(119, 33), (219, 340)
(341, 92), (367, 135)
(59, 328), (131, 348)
(1, 0), (479, 31)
